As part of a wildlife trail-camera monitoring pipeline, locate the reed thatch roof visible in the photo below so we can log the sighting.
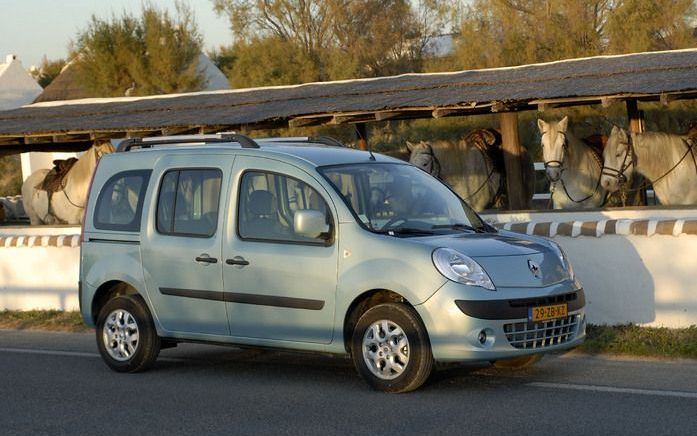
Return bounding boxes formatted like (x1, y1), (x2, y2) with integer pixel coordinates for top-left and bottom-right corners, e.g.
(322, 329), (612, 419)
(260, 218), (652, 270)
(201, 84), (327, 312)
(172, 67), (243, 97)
(3, 48), (697, 153)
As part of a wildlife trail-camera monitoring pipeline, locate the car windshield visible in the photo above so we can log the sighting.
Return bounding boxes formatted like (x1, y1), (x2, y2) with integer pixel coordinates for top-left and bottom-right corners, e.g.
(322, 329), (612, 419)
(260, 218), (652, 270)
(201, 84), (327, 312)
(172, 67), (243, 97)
(318, 163), (488, 235)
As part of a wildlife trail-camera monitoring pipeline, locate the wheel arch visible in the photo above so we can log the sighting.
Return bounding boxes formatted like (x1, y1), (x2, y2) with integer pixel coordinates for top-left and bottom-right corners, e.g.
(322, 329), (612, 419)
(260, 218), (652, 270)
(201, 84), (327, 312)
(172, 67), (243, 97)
(342, 289), (424, 353)
(90, 280), (142, 325)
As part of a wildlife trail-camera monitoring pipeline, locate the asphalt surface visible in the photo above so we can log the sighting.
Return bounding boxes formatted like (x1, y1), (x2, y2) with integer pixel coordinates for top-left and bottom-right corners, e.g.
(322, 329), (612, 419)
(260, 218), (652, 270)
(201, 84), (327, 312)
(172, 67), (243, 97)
(1, 329), (696, 436)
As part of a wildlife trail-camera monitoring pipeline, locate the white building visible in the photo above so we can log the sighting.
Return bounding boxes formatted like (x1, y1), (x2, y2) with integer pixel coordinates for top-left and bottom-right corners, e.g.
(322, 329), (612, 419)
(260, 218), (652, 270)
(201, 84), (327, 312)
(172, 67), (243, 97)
(0, 54), (42, 110)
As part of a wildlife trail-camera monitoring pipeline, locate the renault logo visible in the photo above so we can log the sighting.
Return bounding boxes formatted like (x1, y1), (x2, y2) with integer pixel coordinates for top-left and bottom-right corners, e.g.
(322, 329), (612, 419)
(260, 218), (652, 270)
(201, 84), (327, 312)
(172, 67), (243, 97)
(528, 260), (542, 279)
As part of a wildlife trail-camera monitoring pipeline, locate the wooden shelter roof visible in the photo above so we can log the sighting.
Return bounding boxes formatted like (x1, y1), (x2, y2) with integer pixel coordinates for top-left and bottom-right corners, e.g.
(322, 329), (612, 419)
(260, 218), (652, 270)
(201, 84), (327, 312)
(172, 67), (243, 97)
(3, 48), (697, 153)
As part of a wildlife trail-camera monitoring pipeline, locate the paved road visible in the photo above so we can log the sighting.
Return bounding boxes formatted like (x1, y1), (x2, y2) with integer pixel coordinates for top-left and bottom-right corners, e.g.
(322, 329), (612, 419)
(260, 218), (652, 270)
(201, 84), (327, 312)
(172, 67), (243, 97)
(1, 329), (696, 435)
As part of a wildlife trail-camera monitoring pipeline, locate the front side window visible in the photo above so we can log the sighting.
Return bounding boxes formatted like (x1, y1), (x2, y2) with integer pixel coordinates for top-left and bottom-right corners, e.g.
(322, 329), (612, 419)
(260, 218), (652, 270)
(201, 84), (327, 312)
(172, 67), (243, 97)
(156, 169), (222, 237)
(319, 163), (486, 235)
(238, 171), (332, 244)
(94, 170), (151, 232)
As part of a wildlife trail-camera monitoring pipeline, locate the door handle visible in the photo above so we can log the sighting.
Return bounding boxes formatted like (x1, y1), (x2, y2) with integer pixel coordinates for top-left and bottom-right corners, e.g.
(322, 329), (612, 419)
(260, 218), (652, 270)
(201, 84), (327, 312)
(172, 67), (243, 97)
(195, 254), (218, 264)
(226, 256), (250, 266)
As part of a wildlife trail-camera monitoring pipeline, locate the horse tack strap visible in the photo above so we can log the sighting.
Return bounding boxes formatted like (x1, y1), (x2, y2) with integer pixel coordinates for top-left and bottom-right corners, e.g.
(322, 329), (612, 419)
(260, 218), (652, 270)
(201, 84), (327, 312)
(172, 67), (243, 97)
(36, 158), (79, 193)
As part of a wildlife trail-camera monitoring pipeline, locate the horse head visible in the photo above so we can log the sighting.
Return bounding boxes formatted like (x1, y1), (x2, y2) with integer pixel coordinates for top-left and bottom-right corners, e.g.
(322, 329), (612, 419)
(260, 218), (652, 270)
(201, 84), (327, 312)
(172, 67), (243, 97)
(601, 126), (634, 192)
(406, 140), (441, 178)
(93, 140), (115, 160)
(538, 116), (569, 182)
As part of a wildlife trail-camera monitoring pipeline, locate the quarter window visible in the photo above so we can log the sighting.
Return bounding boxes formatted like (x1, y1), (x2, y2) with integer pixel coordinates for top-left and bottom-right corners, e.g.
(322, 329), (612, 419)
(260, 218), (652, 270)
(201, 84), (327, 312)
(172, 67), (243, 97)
(94, 170), (151, 232)
(156, 169), (222, 237)
(238, 171), (332, 244)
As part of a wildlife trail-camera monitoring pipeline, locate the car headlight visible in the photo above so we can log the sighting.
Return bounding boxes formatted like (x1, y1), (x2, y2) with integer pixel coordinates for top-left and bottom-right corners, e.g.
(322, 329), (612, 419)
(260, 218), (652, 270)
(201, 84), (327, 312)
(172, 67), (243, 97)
(432, 248), (495, 290)
(548, 241), (575, 280)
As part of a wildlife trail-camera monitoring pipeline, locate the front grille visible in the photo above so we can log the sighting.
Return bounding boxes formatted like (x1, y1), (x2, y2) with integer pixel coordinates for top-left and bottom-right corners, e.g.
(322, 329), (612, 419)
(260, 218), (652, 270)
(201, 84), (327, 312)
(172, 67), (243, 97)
(504, 314), (580, 349)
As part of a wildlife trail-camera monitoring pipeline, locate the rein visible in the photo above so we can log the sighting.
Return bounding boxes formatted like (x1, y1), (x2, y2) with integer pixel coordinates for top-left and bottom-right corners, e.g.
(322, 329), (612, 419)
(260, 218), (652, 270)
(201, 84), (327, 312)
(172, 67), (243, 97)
(545, 132), (605, 205)
(602, 133), (697, 195)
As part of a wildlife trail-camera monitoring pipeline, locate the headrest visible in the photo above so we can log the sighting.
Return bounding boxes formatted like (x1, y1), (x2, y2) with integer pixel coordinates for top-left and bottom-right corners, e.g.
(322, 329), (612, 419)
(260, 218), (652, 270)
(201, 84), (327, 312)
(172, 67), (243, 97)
(248, 190), (275, 216)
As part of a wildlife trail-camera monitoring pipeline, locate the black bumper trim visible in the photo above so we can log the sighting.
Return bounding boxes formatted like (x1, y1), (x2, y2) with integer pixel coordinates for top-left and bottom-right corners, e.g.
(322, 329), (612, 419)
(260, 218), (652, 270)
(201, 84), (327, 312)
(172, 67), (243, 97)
(455, 289), (585, 320)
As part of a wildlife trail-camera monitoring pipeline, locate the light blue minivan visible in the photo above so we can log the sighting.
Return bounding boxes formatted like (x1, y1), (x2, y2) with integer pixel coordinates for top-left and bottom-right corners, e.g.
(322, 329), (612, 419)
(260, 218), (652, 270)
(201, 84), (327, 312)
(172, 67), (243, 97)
(80, 134), (585, 392)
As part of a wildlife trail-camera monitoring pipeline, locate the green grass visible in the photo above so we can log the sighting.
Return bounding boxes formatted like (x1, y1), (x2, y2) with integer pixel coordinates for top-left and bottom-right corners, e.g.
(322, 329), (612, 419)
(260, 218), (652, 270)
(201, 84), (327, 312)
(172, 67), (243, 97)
(579, 324), (697, 359)
(1, 311), (696, 359)
(0, 310), (92, 332)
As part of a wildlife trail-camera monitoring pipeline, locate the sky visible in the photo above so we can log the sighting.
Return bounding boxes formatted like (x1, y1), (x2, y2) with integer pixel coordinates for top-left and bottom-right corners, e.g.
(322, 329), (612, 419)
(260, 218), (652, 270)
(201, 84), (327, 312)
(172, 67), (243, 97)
(0, 0), (232, 68)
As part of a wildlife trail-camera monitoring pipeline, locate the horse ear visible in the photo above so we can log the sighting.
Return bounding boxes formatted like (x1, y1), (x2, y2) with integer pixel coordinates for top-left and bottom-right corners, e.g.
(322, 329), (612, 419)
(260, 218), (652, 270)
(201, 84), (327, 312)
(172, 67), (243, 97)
(537, 119), (547, 134)
(616, 126), (628, 142)
(482, 129), (497, 146)
(405, 141), (414, 153)
(558, 116), (569, 132)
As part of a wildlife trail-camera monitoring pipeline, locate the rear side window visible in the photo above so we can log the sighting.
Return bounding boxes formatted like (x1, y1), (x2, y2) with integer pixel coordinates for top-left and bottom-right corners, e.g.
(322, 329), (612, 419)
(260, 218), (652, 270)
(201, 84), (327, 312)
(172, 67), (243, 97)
(94, 170), (151, 232)
(156, 169), (222, 237)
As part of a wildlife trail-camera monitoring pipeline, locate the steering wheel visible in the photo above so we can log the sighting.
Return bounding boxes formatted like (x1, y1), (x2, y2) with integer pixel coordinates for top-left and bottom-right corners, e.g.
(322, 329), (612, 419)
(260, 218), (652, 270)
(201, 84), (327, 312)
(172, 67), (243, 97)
(380, 216), (408, 231)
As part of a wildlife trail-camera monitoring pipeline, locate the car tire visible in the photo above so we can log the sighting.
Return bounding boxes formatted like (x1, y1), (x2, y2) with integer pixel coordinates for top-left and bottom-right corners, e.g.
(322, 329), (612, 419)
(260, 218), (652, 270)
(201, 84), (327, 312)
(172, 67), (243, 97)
(492, 354), (543, 369)
(351, 303), (433, 393)
(96, 295), (160, 373)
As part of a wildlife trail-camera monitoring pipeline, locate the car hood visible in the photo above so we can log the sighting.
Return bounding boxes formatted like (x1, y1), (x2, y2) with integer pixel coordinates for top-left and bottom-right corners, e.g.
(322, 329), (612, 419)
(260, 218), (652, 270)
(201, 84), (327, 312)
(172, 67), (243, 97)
(413, 230), (570, 288)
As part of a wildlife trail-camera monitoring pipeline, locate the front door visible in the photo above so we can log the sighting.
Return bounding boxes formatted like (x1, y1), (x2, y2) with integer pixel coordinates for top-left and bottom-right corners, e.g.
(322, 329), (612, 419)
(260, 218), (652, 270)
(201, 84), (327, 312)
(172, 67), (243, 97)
(141, 154), (233, 335)
(223, 156), (338, 344)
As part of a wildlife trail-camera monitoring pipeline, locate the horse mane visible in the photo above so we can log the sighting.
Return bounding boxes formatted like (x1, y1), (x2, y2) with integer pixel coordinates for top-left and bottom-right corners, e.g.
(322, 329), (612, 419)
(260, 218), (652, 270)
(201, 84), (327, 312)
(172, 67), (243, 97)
(632, 131), (689, 174)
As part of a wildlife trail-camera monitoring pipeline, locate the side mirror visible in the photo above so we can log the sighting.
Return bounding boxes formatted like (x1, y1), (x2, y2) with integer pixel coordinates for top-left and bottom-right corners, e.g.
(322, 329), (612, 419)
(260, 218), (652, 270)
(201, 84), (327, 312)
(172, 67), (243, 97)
(294, 210), (330, 239)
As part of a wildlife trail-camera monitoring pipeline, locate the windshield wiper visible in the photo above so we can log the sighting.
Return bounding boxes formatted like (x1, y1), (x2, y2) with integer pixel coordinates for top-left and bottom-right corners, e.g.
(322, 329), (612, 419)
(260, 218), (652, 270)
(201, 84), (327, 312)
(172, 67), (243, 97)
(432, 223), (487, 233)
(374, 227), (436, 236)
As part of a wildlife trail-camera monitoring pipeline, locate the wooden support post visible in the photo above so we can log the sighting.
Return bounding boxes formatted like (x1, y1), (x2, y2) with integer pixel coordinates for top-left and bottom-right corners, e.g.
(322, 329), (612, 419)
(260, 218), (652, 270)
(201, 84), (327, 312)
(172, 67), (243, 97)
(626, 99), (644, 133)
(500, 111), (529, 210)
(626, 99), (647, 205)
(355, 123), (368, 151)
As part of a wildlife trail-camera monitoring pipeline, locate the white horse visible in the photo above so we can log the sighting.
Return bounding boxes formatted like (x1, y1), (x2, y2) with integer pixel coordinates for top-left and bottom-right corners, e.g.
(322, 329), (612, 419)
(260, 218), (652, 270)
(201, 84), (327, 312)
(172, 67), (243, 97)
(601, 126), (697, 205)
(405, 130), (506, 211)
(22, 141), (114, 225)
(538, 116), (606, 209)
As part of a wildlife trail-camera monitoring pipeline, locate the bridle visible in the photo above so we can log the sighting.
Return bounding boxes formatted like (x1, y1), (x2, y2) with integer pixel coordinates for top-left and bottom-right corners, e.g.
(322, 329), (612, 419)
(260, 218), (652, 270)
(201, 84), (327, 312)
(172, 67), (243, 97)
(543, 132), (568, 179)
(601, 134), (634, 187)
(544, 131), (605, 205)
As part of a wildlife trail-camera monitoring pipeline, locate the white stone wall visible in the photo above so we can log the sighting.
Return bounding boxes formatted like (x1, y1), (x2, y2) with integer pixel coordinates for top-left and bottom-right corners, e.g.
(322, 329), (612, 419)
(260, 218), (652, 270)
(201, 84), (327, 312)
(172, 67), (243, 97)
(1, 211), (697, 328)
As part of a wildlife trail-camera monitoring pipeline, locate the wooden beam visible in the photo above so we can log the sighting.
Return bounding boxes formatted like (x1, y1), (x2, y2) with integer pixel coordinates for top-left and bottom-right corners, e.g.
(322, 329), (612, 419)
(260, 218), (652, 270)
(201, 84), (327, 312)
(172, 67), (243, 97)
(491, 101), (508, 113)
(330, 114), (374, 125)
(432, 108), (463, 118)
(90, 131), (124, 141)
(52, 133), (92, 143)
(288, 117), (329, 128)
(126, 130), (161, 138)
(24, 136), (51, 145)
(375, 111), (409, 121)
(500, 112), (529, 210)
(161, 126), (201, 136)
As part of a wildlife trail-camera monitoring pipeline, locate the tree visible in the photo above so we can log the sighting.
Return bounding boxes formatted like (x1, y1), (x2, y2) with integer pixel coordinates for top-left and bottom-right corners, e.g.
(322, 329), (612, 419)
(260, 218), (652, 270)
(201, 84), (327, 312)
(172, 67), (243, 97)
(452, 0), (613, 70)
(211, 0), (445, 81)
(30, 56), (67, 88)
(606, 0), (697, 53)
(217, 37), (321, 87)
(71, 2), (205, 97)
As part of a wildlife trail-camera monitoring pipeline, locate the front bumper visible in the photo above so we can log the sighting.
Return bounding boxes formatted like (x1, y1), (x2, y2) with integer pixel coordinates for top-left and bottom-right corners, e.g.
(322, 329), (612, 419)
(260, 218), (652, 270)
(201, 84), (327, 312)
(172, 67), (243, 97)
(415, 281), (586, 362)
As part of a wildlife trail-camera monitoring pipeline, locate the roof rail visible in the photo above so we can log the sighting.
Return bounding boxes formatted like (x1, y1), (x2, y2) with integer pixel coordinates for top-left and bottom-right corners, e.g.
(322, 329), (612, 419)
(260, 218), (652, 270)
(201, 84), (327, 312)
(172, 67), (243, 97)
(116, 132), (260, 152)
(307, 136), (347, 148)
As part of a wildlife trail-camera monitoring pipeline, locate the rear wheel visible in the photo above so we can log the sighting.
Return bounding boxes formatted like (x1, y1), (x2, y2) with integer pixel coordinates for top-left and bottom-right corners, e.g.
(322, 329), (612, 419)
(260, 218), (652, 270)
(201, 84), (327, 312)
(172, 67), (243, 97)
(492, 354), (542, 369)
(96, 295), (160, 372)
(351, 303), (432, 393)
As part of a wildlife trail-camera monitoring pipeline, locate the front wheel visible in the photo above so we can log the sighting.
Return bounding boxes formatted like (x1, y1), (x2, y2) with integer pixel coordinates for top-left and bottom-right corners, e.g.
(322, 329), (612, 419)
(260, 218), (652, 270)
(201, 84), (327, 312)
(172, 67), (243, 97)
(96, 295), (160, 372)
(351, 303), (433, 393)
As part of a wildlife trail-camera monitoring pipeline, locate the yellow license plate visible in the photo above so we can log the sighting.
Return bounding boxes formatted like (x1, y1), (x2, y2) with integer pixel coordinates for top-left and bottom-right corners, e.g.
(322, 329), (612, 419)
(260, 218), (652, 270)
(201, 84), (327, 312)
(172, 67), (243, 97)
(529, 303), (568, 322)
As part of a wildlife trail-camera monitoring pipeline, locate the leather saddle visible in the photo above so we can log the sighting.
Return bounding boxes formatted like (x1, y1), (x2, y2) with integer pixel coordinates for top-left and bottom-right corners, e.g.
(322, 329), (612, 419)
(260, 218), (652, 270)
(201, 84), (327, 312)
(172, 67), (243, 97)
(37, 158), (78, 193)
